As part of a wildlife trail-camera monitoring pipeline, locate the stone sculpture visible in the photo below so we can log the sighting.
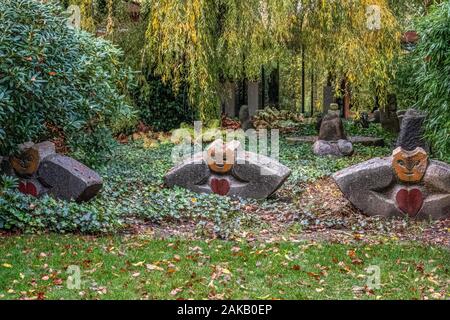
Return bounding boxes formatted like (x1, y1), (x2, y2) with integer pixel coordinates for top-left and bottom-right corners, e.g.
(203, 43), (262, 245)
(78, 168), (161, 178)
(1, 141), (102, 202)
(333, 147), (450, 220)
(313, 103), (354, 157)
(165, 139), (291, 199)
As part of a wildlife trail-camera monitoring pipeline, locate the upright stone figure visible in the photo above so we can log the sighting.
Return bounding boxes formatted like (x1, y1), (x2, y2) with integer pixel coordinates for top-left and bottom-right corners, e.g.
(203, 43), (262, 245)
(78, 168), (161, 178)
(313, 103), (354, 157)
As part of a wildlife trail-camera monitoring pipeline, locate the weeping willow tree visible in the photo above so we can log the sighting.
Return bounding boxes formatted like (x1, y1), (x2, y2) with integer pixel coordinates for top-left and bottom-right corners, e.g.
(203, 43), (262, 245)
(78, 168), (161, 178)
(145, 0), (402, 122)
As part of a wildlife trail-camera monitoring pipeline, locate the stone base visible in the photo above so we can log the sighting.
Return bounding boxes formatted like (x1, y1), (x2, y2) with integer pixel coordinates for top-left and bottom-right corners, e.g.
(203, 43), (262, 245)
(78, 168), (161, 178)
(333, 157), (450, 220)
(286, 136), (384, 147)
(165, 149), (291, 200)
(313, 140), (354, 157)
(38, 154), (103, 202)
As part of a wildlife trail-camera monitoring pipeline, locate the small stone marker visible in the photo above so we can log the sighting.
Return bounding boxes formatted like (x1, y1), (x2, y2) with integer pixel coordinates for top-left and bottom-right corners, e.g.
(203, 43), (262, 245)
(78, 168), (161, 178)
(38, 154), (103, 202)
(333, 147), (450, 220)
(318, 103), (346, 141)
(165, 139), (291, 199)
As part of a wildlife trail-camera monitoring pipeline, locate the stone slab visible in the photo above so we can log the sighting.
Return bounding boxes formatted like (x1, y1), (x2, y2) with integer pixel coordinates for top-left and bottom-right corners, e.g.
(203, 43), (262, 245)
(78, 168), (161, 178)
(286, 136), (385, 147)
(38, 154), (102, 202)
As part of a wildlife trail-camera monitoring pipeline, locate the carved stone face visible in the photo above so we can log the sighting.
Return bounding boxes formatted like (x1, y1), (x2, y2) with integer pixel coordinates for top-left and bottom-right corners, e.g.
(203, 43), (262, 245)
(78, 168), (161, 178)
(392, 147), (428, 183)
(206, 139), (240, 174)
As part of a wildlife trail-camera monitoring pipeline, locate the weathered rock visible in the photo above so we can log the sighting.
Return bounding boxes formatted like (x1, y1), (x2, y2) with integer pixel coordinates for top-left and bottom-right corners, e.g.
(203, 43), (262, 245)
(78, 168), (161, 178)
(38, 154), (102, 202)
(333, 147), (450, 220)
(322, 85), (334, 115)
(333, 157), (397, 217)
(424, 160), (450, 194)
(239, 105), (254, 131)
(397, 110), (407, 127)
(380, 94), (400, 133)
(165, 140), (291, 199)
(396, 108), (429, 152)
(318, 109), (346, 141)
(337, 139), (354, 156)
(286, 136), (318, 144)
(313, 140), (341, 156)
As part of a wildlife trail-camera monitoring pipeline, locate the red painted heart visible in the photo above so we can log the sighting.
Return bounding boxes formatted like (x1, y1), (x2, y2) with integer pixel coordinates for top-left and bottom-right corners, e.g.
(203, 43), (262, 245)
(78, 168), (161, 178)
(396, 188), (423, 217)
(210, 178), (230, 196)
(18, 181), (38, 197)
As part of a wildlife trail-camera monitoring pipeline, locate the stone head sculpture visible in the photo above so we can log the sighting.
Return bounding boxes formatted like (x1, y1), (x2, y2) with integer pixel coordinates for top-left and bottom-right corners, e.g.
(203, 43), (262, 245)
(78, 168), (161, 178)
(334, 147), (450, 220)
(392, 147), (428, 183)
(165, 139), (291, 199)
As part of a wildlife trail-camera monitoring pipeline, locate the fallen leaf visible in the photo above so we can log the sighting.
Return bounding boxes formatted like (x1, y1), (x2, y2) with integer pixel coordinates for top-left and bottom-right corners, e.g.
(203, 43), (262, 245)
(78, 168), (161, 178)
(146, 264), (164, 271)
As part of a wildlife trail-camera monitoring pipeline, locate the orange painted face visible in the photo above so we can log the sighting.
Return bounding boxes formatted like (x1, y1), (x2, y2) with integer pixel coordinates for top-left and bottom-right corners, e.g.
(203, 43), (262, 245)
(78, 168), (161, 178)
(206, 140), (241, 174)
(392, 147), (428, 183)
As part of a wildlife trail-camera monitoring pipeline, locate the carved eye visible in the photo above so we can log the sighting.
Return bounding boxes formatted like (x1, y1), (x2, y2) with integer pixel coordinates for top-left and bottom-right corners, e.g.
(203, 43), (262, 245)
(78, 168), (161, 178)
(398, 160), (405, 166)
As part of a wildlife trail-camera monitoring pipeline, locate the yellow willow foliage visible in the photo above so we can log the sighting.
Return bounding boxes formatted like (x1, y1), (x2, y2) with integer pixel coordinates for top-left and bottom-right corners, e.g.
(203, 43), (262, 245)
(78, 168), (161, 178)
(308, 0), (400, 109)
(146, 0), (401, 120)
(146, 0), (221, 123)
(106, 0), (115, 37)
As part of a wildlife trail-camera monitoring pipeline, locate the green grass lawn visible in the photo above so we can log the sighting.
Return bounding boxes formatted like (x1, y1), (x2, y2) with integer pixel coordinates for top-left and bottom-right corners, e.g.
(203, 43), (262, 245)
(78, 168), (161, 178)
(0, 235), (448, 300)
